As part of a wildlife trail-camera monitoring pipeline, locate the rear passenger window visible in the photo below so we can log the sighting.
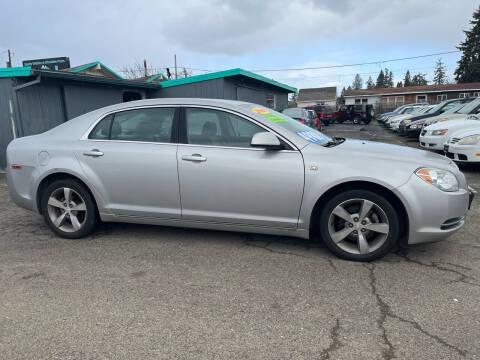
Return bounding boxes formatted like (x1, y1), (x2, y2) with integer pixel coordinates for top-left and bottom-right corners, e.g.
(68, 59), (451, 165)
(185, 108), (264, 148)
(88, 108), (175, 142)
(89, 114), (113, 140)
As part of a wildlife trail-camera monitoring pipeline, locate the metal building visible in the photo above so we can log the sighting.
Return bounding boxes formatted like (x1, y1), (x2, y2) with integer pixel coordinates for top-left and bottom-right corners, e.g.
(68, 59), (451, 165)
(0, 64), (296, 169)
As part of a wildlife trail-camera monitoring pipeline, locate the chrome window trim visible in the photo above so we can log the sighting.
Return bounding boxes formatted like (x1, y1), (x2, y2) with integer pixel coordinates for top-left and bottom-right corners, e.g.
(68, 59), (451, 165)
(80, 104), (300, 151)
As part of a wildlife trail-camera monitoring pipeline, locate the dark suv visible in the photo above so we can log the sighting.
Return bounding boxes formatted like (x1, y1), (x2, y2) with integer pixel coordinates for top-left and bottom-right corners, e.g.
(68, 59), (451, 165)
(335, 104), (375, 124)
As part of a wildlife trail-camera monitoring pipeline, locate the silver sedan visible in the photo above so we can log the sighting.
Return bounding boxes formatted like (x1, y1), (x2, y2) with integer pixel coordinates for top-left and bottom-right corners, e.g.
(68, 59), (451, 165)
(6, 99), (474, 261)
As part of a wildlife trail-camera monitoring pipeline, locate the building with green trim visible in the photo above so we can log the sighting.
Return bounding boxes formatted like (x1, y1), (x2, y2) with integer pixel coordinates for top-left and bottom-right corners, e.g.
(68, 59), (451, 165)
(0, 62), (296, 169)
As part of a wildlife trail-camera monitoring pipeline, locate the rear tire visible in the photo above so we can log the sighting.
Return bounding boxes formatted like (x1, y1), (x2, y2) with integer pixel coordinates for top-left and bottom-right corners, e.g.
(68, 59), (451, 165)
(40, 179), (97, 239)
(318, 190), (400, 261)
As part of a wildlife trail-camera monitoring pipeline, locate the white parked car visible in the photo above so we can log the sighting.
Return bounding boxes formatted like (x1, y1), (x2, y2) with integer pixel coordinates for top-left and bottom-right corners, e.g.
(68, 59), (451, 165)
(389, 106), (433, 132)
(444, 123), (480, 163)
(420, 114), (480, 151)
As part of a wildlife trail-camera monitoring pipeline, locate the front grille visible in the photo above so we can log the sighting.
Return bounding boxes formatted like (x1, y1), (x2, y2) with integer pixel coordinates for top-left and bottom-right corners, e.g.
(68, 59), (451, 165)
(450, 137), (461, 144)
(420, 142), (426, 146)
(441, 217), (464, 230)
(421, 130), (427, 136)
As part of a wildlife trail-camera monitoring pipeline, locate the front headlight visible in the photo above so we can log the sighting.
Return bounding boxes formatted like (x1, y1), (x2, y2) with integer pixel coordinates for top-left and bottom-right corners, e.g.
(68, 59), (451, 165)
(430, 129), (447, 136)
(410, 124), (423, 129)
(415, 168), (459, 192)
(405, 119), (412, 124)
(458, 134), (480, 145)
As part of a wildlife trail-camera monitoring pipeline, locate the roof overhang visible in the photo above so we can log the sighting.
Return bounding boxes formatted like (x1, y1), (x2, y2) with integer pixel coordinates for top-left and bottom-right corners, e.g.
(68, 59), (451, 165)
(160, 68), (297, 92)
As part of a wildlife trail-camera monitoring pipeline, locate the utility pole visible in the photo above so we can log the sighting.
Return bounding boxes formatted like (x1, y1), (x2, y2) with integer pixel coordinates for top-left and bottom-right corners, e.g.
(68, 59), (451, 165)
(6, 49), (12, 68)
(174, 54), (178, 79)
(143, 59), (148, 77)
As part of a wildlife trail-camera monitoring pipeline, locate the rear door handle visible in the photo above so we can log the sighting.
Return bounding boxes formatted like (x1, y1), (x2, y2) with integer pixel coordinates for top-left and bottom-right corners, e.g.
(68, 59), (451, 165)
(83, 149), (104, 157)
(182, 154), (207, 162)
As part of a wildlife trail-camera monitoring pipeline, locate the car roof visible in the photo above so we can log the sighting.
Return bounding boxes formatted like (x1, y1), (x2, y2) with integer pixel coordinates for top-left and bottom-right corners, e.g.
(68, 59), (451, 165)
(41, 98), (313, 149)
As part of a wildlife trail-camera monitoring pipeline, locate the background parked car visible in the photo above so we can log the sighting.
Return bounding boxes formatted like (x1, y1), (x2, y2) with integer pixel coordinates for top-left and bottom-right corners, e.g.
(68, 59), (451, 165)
(335, 104), (375, 124)
(310, 105), (335, 126)
(398, 98), (472, 137)
(282, 108), (310, 125)
(384, 105), (428, 128)
(389, 106), (434, 132)
(377, 102), (429, 123)
(444, 122), (480, 163)
(420, 113), (480, 151)
(307, 109), (322, 130)
(423, 97), (480, 127)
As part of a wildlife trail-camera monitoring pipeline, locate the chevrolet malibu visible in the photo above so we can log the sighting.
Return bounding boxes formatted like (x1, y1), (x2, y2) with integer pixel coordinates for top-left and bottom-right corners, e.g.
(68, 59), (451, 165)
(6, 99), (475, 261)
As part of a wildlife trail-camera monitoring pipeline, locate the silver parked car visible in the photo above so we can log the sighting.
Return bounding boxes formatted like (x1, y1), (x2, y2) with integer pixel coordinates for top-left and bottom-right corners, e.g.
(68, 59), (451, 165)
(6, 99), (475, 261)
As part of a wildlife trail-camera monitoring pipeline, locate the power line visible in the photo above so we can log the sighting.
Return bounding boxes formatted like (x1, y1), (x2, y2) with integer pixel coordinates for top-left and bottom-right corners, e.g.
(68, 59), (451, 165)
(251, 50), (460, 72)
(272, 64), (460, 81)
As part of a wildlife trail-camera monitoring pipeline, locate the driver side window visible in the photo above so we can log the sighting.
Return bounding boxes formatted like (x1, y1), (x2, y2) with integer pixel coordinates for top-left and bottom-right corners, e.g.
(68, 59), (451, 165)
(185, 108), (264, 148)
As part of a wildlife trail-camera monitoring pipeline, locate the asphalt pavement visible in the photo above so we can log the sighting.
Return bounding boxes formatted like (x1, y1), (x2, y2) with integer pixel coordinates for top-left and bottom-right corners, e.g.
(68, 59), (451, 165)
(0, 121), (479, 359)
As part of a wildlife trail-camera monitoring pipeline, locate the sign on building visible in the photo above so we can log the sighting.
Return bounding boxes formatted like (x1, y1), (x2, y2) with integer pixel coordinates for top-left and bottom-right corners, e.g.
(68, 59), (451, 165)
(22, 57), (71, 71)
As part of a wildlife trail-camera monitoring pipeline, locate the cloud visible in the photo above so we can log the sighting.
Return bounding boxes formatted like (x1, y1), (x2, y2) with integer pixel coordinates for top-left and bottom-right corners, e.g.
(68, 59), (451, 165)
(0, 0), (477, 90)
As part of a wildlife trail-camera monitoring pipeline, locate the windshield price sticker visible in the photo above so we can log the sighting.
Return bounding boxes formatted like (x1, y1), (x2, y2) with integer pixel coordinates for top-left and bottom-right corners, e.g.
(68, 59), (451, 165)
(262, 113), (287, 122)
(296, 130), (326, 143)
(252, 107), (287, 122)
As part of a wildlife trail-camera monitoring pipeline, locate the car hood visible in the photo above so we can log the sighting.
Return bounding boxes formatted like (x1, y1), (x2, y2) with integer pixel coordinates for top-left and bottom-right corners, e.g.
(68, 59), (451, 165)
(449, 124), (480, 139)
(389, 114), (412, 122)
(424, 113), (468, 126)
(318, 138), (453, 168)
(424, 119), (480, 132)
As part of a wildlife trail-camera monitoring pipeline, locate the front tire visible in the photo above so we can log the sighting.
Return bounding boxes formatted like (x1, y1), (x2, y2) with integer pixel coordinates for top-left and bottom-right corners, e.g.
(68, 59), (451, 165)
(318, 190), (400, 261)
(40, 179), (97, 239)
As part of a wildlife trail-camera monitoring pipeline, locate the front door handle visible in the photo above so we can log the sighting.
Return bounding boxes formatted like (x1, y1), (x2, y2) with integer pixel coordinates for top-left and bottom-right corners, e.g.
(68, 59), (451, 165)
(83, 149), (104, 157)
(182, 153), (207, 162)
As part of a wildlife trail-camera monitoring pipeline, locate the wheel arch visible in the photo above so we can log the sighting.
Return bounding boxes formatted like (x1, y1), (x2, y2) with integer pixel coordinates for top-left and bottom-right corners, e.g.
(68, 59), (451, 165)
(36, 172), (100, 215)
(309, 180), (409, 246)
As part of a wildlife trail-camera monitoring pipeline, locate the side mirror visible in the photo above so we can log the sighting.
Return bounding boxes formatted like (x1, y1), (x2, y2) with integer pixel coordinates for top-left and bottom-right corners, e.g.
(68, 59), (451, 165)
(251, 132), (283, 150)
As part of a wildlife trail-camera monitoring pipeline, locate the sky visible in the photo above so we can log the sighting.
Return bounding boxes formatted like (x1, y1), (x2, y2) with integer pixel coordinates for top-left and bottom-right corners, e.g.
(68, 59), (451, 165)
(1, 0), (478, 92)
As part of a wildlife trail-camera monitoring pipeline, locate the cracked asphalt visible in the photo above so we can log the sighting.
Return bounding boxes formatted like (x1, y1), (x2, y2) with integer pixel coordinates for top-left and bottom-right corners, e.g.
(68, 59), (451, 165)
(0, 121), (479, 359)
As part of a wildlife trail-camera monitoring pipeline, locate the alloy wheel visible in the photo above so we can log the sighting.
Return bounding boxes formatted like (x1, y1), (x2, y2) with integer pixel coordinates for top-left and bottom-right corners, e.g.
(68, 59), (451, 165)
(327, 198), (390, 255)
(47, 187), (87, 233)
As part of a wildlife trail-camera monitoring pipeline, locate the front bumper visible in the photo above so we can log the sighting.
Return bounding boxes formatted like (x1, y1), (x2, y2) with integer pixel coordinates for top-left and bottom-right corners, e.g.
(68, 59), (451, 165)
(394, 173), (471, 244)
(406, 127), (422, 138)
(419, 134), (447, 151)
(444, 143), (480, 163)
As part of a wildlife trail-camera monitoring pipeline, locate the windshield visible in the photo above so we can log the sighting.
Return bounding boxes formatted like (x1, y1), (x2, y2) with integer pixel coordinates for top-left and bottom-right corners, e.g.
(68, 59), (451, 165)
(248, 106), (333, 146)
(456, 98), (480, 114)
(440, 103), (466, 114)
(282, 108), (305, 118)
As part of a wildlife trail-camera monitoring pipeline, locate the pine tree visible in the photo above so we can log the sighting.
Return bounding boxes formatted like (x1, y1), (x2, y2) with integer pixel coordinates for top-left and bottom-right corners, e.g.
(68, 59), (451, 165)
(404, 70), (412, 87)
(411, 73), (428, 86)
(396, 81), (403, 87)
(433, 58), (447, 85)
(352, 73), (363, 89)
(455, 6), (480, 82)
(376, 69), (385, 88)
(366, 76), (375, 89)
(384, 68), (394, 88)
